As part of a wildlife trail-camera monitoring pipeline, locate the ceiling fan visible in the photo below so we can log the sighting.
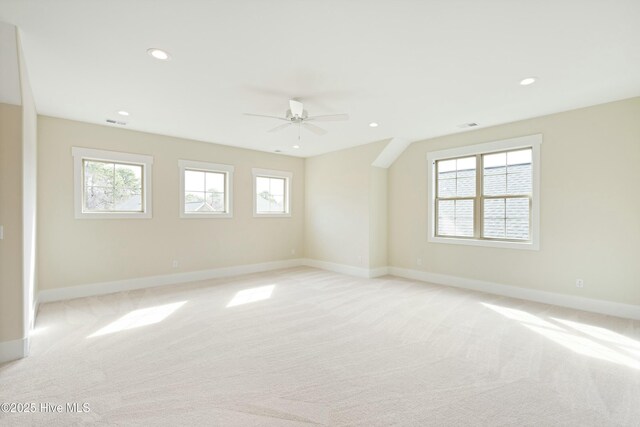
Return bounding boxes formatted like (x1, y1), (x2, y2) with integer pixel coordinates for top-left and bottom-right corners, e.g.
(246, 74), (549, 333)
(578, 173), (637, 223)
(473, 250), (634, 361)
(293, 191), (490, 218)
(244, 99), (348, 136)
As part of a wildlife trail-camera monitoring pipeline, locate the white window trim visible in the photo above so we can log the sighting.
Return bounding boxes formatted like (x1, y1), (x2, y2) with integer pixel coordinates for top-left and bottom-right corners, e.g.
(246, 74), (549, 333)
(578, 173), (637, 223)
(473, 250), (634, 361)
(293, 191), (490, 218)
(178, 160), (234, 219)
(72, 147), (153, 219)
(426, 134), (542, 250)
(252, 168), (292, 218)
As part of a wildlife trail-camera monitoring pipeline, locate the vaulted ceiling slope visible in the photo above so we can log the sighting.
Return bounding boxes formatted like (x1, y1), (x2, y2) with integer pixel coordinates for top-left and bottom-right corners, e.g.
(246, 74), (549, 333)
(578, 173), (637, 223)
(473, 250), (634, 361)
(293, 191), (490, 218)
(1, 0), (639, 157)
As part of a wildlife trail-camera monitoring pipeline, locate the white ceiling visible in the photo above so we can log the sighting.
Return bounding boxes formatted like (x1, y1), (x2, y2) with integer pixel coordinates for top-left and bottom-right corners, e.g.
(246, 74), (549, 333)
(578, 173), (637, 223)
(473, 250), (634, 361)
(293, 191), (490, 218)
(1, 0), (639, 157)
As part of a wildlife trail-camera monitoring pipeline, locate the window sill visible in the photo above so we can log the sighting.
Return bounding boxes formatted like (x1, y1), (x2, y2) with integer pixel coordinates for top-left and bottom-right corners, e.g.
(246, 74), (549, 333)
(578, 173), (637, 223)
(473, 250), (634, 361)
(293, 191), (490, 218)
(253, 213), (292, 218)
(180, 212), (233, 219)
(75, 212), (152, 219)
(428, 235), (539, 251)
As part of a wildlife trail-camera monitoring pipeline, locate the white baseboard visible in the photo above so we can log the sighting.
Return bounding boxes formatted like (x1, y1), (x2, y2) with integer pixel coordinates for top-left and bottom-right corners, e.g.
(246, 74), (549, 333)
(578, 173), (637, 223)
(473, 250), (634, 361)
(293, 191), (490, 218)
(301, 259), (369, 278)
(369, 266), (389, 278)
(34, 258), (639, 321)
(0, 337), (29, 364)
(388, 266), (640, 320)
(38, 258), (304, 303)
(301, 259), (388, 279)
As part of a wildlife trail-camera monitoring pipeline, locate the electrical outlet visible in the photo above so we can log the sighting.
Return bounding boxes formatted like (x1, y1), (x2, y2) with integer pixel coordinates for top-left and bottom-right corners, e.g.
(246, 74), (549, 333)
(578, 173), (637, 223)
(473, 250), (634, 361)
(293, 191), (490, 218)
(291, 248), (296, 255)
(357, 255), (363, 264)
(416, 258), (423, 266)
(172, 260), (179, 269)
(576, 279), (584, 288)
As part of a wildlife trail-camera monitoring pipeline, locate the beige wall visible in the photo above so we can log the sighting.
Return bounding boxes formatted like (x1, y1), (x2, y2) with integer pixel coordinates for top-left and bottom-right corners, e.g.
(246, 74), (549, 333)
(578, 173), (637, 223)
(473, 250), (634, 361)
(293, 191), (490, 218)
(389, 97), (640, 305)
(32, 96), (640, 308)
(38, 116), (305, 290)
(0, 103), (24, 343)
(305, 141), (386, 268)
(369, 166), (388, 269)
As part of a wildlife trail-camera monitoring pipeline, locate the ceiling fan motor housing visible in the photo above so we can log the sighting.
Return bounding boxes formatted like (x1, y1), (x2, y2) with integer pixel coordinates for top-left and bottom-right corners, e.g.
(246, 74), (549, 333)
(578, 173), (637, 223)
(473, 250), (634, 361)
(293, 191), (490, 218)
(285, 109), (309, 121)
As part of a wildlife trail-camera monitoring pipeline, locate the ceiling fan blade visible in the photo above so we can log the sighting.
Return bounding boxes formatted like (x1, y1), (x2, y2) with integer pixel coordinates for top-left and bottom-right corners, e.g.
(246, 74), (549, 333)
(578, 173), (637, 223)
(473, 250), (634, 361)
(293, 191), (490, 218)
(268, 123), (292, 133)
(306, 113), (349, 122)
(302, 122), (327, 136)
(289, 99), (304, 117)
(244, 113), (288, 121)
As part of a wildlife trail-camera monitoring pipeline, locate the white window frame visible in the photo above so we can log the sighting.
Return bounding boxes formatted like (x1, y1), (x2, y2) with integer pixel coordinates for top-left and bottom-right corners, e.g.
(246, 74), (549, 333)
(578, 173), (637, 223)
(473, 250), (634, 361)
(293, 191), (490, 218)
(252, 168), (292, 217)
(427, 134), (541, 250)
(179, 160), (234, 219)
(72, 147), (153, 219)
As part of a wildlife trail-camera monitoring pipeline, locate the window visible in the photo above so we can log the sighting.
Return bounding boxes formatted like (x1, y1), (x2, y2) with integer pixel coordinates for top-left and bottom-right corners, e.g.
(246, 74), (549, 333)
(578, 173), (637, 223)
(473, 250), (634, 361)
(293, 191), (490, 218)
(482, 149), (532, 240)
(427, 134), (541, 250)
(252, 168), (292, 217)
(72, 147), (153, 219)
(179, 160), (234, 218)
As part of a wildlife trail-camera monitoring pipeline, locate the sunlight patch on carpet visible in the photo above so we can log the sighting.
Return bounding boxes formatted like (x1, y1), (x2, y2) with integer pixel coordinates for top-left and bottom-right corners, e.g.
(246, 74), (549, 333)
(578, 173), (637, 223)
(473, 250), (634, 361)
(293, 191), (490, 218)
(88, 301), (186, 338)
(227, 285), (275, 307)
(482, 303), (640, 370)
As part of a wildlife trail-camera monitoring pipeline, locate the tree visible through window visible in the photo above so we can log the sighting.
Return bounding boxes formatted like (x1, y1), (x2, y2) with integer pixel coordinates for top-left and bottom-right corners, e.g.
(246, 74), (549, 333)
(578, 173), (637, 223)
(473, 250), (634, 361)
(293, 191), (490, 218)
(178, 160), (233, 218)
(252, 168), (292, 216)
(73, 147), (153, 219)
(256, 176), (286, 213)
(83, 160), (143, 212)
(184, 170), (226, 213)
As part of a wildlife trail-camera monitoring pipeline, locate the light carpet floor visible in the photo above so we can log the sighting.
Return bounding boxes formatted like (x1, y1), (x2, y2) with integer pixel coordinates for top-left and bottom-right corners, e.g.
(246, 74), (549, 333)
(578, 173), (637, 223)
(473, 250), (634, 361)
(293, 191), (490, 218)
(1, 267), (639, 426)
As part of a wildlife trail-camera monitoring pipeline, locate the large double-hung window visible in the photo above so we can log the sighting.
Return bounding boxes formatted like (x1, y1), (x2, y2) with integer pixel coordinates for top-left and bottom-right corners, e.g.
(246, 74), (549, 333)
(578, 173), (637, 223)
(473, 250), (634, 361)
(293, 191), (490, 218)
(427, 134), (541, 250)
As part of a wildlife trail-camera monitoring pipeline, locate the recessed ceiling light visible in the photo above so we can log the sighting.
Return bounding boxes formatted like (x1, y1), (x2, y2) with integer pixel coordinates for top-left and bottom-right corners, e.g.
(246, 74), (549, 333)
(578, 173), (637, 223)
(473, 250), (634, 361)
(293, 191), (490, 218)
(369, 122), (379, 128)
(292, 145), (300, 149)
(117, 111), (130, 116)
(520, 77), (537, 86)
(147, 48), (171, 61)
